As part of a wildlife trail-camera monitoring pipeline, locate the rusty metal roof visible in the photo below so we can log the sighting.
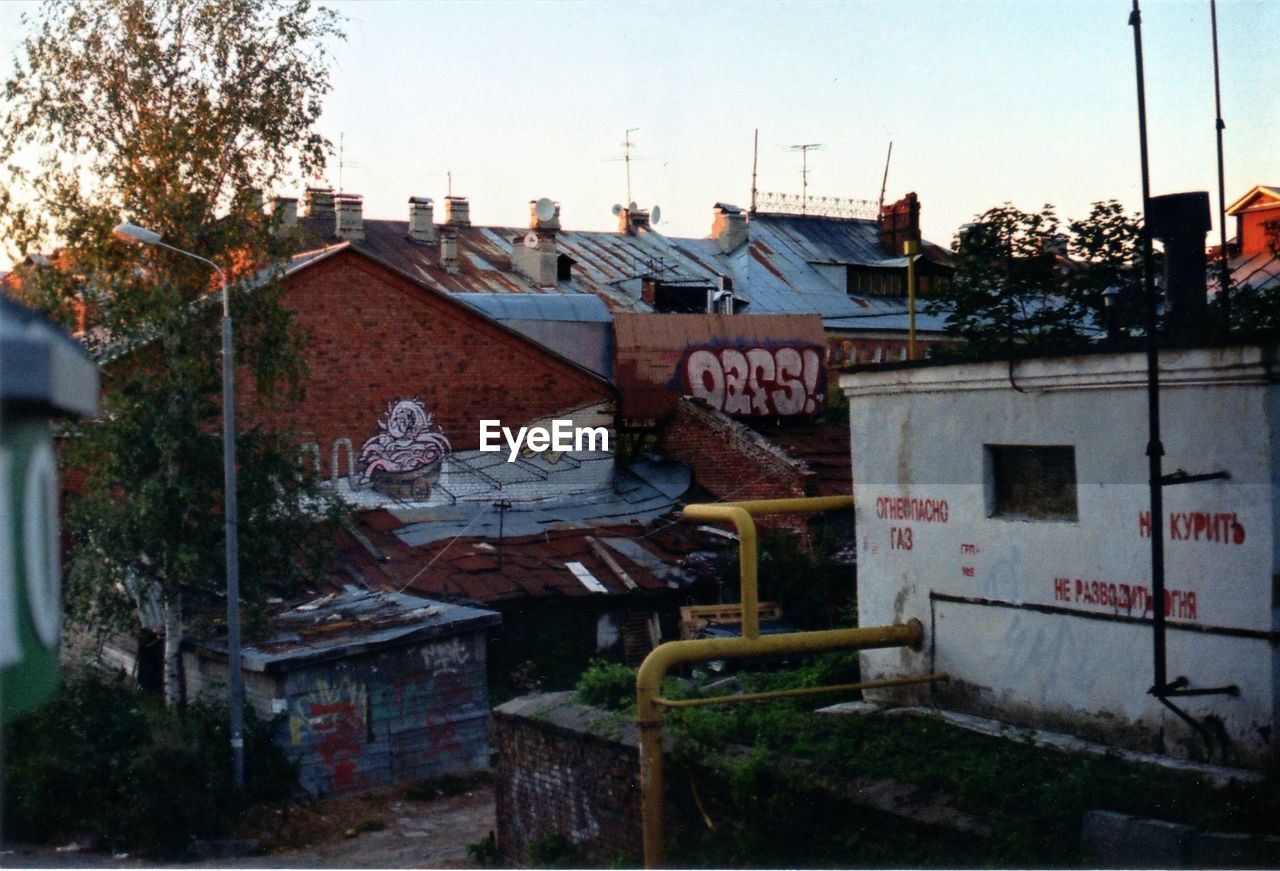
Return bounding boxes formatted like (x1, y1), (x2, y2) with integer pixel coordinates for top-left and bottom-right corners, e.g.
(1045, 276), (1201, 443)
(613, 312), (827, 419)
(207, 588), (500, 672)
(328, 509), (703, 606)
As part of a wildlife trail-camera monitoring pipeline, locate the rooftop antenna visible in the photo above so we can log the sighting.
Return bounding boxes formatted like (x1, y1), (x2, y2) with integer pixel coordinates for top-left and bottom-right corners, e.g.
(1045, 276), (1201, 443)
(447, 170), (453, 198)
(788, 143), (823, 214)
(336, 132), (363, 194)
(750, 129), (760, 214)
(624, 128), (639, 204)
(878, 141), (894, 215)
(1210, 0), (1230, 327)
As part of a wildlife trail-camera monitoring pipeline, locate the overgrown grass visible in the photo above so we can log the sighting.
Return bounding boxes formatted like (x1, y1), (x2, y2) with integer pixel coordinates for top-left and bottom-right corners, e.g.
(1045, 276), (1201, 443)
(2, 666), (296, 859)
(572, 659), (1280, 867)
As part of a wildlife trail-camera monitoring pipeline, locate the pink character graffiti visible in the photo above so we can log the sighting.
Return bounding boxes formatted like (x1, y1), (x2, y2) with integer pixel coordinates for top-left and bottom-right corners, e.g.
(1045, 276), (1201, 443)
(359, 398), (452, 499)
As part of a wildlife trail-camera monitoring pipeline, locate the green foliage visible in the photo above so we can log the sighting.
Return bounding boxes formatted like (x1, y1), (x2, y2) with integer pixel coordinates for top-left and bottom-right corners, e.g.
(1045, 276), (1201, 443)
(664, 689), (1280, 867)
(2, 667), (297, 859)
(467, 831), (500, 868)
(926, 200), (1145, 359)
(527, 832), (583, 869)
(717, 524), (855, 631)
(0, 0), (348, 646)
(574, 659), (638, 713)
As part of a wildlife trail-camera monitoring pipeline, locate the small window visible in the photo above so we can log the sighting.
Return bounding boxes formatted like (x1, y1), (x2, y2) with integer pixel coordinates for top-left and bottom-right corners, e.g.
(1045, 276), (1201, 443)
(987, 445), (1077, 520)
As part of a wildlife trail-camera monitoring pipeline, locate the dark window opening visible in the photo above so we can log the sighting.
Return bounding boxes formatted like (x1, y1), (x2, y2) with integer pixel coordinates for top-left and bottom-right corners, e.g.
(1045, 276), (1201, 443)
(988, 445), (1077, 520)
(846, 266), (905, 297)
(654, 281), (714, 313)
(557, 253), (574, 281)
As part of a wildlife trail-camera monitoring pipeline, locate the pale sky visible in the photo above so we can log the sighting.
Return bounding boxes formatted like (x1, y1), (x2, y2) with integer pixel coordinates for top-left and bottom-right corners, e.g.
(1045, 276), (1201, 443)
(1, 0), (1275, 267)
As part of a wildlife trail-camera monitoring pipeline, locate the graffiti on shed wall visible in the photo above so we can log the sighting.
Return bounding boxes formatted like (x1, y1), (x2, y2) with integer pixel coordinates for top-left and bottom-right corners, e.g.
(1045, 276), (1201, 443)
(289, 678), (368, 793)
(682, 345), (825, 416)
(359, 398), (452, 499)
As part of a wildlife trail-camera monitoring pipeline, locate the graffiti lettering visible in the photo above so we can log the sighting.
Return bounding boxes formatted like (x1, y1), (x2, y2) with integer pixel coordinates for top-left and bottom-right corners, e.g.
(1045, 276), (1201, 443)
(683, 346), (824, 416)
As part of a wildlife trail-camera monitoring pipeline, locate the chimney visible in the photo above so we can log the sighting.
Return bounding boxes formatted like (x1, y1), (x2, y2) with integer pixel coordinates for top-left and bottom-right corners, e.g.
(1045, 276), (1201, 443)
(619, 206), (650, 235)
(512, 199), (561, 288)
(303, 186), (335, 220)
(712, 203), (748, 253)
(271, 196), (298, 235)
(445, 196), (470, 227)
(879, 192), (921, 255)
(1148, 191), (1211, 336)
(408, 196), (436, 244)
(334, 193), (364, 241)
(440, 229), (459, 274)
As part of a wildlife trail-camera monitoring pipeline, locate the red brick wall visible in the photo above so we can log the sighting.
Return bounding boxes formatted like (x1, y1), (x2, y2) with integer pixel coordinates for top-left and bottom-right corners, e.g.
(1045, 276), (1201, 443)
(657, 398), (811, 540)
(241, 249), (614, 475)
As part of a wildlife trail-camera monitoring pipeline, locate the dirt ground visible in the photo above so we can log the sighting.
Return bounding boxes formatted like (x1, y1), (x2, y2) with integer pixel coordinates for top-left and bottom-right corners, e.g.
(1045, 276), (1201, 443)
(2, 777), (496, 869)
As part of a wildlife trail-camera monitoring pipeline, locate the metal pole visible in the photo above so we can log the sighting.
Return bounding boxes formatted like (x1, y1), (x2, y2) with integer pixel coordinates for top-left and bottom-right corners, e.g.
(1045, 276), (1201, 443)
(222, 285), (245, 791)
(1209, 0), (1231, 329)
(1129, 0), (1169, 697)
(905, 238), (919, 359)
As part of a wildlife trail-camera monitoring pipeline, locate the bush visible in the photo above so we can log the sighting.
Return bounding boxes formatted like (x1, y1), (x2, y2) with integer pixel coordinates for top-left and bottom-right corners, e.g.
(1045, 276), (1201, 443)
(2, 666), (296, 859)
(527, 831), (582, 868)
(574, 660), (637, 713)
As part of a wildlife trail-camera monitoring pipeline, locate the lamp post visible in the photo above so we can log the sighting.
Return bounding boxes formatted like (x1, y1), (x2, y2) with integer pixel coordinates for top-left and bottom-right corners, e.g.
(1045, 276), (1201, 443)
(112, 223), (245, 790)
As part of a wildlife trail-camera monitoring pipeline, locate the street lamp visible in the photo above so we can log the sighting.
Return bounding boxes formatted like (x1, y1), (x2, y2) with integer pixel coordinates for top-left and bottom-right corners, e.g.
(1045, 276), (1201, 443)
(112, 222), (245, 790)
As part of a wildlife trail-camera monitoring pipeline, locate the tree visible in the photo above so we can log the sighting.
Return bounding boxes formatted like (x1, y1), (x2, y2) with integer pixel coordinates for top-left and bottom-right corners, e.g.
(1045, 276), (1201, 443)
(1, 0), (346, 703)
(1214, 217), (1280, 334)
(925, 200), (1145, 359)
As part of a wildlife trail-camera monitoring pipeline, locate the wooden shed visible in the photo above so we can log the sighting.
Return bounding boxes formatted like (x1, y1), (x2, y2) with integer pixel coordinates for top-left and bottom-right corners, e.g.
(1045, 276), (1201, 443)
(187, 588), (500, 796)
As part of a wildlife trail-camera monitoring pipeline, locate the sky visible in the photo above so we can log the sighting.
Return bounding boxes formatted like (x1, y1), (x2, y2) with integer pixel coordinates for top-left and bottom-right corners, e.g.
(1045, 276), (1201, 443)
(1, 0), (1276, 267)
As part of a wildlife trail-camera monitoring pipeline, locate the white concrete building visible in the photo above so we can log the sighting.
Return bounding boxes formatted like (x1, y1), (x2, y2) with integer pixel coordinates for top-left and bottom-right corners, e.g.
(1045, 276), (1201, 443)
(840, 342), (1278, 767)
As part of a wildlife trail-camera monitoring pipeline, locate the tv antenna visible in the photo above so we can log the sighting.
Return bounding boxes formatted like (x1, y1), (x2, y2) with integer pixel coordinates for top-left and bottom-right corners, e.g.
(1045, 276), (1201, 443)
(336, 132), (363, 194)
(878, 141), (894, 214)
(788, 143), (824, 214)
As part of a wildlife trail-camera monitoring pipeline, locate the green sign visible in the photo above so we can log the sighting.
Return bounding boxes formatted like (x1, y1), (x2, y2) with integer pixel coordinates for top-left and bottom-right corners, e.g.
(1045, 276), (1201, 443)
(1, 419), (63, 723)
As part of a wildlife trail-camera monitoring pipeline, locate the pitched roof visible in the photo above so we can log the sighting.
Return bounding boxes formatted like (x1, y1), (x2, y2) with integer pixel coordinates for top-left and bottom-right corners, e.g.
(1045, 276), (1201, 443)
(327, 508), (703, 606)
(1226, 185), (1280, 215)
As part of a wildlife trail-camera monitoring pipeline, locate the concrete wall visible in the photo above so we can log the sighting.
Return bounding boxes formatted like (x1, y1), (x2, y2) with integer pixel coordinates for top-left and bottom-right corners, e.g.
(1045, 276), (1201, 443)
(840, 344), (1279, 766)
(188, 631), (492, 795)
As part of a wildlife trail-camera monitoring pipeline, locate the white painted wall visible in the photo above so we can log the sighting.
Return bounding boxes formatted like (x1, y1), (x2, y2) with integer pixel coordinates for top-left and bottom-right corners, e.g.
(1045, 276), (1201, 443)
(840, 344), (1279, 767)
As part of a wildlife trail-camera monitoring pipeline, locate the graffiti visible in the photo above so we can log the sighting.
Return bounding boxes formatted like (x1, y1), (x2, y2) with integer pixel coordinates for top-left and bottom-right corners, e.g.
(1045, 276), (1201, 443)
(420, 636), (469, 671)
(359, 398), (452, 499)
(682, 346), (824, 416)
(288, 678), (368, 793)
(423, 671), (467, 757)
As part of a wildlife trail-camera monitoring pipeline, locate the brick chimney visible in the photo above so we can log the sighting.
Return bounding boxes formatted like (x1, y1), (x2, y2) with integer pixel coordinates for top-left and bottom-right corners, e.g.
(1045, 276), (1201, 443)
(512, 199), (561, 288)
(408, 196), (436, 244)
(440, 229), (459, 274)
(879, 192), (921, 255)
(619, 206), (650, 235)
(444, 196), (470, 227)
(334, 193), (364, 241)
(712, 203), (748, 253)
(271, 196), (298, 234)
(303, 186), (335, 220)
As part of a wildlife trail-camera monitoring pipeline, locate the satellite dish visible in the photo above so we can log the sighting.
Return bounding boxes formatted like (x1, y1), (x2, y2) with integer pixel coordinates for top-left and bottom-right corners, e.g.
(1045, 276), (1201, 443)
(535, 197), (556, 222)
(628, 201), (638, 212)
(650, 204), (662, 225)
(611, 203), (624, 217)
(523, 232), (539, 249)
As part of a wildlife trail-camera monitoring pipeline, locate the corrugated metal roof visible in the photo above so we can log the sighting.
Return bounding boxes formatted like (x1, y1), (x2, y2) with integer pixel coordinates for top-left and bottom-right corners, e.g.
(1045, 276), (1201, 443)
(296, 210), (953, 334)
(216, 588), (500, 672)
(454, 293), (613, 323)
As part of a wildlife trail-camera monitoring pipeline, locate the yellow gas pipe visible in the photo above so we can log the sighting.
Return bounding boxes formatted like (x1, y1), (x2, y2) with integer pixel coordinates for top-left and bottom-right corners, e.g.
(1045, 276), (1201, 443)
(636, 496), (941, 868)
